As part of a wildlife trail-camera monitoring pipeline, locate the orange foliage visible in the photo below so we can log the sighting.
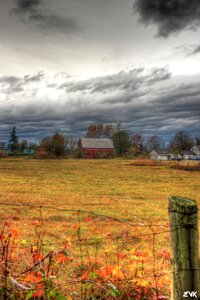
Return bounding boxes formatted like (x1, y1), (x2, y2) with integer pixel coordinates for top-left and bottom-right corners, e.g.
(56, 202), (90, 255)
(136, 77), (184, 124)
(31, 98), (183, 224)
(11, 227), (19, 237)
(33, 283), (44, 298)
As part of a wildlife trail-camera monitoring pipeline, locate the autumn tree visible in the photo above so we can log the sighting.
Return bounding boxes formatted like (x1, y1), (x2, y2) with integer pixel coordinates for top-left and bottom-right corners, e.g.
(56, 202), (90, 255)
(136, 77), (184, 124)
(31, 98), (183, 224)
(86, 123), (114, 138)
(131, 134), (144, 153)
(50, 133), (65, 156)
(103, 124), (115, 138)
(8, 126), (18, 152)
(40, 137), (51, 152)
(39, 133), (65, 157)
(169, 131), (194, 157)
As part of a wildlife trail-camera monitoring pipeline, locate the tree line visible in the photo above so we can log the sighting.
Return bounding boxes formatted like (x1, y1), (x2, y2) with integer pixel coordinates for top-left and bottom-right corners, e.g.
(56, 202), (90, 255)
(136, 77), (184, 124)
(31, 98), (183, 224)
(2, 124), (200, 158)
(85, 123), (199, 158)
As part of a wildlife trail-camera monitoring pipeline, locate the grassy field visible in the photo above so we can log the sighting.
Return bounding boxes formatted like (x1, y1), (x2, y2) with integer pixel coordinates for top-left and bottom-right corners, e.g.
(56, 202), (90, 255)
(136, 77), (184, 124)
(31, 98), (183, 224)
(0, 158), (199, 299)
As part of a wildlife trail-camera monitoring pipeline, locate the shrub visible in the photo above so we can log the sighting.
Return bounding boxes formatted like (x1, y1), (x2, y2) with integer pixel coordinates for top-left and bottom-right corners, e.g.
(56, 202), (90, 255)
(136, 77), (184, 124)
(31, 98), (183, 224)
(34, 148), (55, 159)
(130, 159), (161, 166)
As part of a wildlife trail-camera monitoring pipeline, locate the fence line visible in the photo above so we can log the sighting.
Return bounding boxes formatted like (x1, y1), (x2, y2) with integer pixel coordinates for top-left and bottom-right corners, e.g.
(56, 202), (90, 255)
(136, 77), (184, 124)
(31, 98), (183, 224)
(0, 196), (199, 299)
(0, 201), (180, 228)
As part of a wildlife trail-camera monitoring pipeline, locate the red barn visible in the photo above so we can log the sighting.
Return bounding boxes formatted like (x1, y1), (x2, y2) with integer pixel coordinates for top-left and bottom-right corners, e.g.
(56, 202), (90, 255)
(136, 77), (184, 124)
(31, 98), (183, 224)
(78, 138), (114, 158)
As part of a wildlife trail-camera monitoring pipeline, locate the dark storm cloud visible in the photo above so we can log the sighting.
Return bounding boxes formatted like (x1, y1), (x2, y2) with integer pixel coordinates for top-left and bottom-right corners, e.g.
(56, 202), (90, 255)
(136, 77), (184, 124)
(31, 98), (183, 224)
(0, 68), (199, 142)
(11, 0), (80, 34)
(133, 0), (200, 37)
(12, 0), (41, 14)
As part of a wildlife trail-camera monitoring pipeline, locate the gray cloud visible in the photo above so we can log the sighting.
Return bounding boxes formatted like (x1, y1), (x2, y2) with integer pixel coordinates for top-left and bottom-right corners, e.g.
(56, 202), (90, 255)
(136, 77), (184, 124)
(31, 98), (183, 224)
(0, 67), (199, 142)
(133, 0), (200, 37)
(12, 0), (41, 14)
(24, 70), (45, 82)
(60, 67), (171, 94)
(0, 71), (44, 94)
(11, 0), (80, 34)
(28, 13), (80, 33)
(189, 45), (200, 56)
(0, 76), (24, 94)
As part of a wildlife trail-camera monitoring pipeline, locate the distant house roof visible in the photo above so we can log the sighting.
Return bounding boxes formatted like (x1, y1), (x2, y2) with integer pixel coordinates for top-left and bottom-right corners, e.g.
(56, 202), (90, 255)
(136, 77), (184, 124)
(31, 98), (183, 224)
(157, 149), (171, 155)
(80, 138), (114, 149)
(193, 145), (200, 150)
(151, 149), (171, 155)
(183, 150), (196, 156)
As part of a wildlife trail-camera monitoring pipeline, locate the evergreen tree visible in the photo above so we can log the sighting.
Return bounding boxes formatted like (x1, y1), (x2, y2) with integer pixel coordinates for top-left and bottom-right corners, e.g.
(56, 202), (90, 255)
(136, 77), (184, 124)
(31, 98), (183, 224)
(9, 126), (18, 152)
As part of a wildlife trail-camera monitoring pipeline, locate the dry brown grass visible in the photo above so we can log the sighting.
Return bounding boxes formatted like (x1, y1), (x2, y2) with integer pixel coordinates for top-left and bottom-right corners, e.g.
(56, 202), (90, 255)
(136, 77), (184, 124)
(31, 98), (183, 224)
(0, 158), (199, 298)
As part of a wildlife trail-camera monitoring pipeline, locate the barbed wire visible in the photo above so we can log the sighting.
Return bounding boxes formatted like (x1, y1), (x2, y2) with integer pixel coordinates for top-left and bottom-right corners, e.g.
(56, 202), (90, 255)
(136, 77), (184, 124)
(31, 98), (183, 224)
(0, 201), (177, 228)
(0, 200), (198, 300)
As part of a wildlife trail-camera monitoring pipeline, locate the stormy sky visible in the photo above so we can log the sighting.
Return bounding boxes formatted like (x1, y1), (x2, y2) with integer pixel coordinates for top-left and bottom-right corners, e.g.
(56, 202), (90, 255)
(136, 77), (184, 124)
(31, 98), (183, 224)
(0, 0), (200, 143)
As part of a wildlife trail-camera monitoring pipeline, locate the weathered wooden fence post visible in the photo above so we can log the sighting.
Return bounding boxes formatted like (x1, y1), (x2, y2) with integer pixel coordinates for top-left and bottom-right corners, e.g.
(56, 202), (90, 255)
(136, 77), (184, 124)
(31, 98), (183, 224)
(169, 195), (200, 300)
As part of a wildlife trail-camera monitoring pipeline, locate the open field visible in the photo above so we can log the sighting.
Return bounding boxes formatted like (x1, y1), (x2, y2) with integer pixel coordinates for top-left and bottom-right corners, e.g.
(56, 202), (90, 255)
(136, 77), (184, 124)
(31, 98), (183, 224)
(0, 158), (200, 299)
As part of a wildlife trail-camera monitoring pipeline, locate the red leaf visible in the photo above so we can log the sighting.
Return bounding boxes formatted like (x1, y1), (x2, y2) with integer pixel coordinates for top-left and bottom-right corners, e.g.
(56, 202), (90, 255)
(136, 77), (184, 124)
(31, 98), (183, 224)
(73, 224), (79, 230)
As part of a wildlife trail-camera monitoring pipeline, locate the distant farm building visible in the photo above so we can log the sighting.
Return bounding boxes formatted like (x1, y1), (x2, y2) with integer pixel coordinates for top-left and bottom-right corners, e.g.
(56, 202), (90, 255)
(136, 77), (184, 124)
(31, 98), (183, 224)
(78, 138), (114, 158)
(182, 150), (196, 160)
(191, 145), (200, 156)
(23, 148), (34, 155)
(150, 149), (172, 161)
(0, 142), (6, 150)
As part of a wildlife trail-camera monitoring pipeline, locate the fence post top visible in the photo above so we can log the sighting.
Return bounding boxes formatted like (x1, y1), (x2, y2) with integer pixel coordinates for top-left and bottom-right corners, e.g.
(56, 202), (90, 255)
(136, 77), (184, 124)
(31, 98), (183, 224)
(169, 195), (197, 214)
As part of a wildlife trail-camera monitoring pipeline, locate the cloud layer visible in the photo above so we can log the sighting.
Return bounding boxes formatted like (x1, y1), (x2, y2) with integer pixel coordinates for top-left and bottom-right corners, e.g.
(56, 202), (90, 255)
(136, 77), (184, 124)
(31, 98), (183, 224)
(0, 71), (44, 94)
(133, 0), (200, 37)
(0, 67), (199, 142)
(190, 45), (200, 56)
(11, 0), (80, 34)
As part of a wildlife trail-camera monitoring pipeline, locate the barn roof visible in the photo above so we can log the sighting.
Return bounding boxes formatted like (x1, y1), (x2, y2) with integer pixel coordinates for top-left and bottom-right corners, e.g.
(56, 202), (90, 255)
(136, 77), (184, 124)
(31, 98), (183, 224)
(80, 138), (114, 149)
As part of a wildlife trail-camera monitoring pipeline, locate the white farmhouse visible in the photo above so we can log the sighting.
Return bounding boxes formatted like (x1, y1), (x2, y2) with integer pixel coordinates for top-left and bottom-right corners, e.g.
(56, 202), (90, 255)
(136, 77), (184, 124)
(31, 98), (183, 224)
(191, 145), (200, 156)
(182, 150), (196, 160)
(150, 149), (172, 161)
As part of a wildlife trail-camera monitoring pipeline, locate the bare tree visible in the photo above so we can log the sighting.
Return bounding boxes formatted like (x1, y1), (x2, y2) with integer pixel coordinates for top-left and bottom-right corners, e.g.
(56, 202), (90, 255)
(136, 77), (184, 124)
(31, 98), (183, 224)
(169, 131), (194, 157)
(64, 135), (77, 153)
(146, 135), (162, 151)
